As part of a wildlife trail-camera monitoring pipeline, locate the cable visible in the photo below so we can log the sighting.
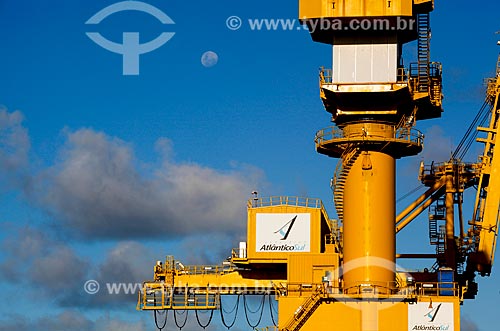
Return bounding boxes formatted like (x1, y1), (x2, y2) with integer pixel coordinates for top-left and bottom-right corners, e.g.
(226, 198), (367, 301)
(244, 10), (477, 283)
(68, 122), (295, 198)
(453, 99), (492, 160)
(219, 295), (240, 329)
(243, 295), (266, 329)
(396, 99), (491, 205)
(457, 108), (491, 161)
(243, 294), (264, 314)
(268, 294), (278, 327)
(173, 310), (188, 330)
(396, 185), (425, 203)
(453, 99), (487, 157)
(154, 310), (168, 330)
(221, 294), (239, 315)
(195, 309), (214, 329)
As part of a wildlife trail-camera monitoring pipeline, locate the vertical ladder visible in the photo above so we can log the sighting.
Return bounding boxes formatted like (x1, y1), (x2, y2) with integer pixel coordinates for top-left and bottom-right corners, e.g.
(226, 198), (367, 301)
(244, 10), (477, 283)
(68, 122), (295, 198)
(166, 256), (175, 285)
(431, 82), (441, 104)
(417, 13), (431, 92)
(429, 217), (438, 245)
(428, 197), (446, 268)
(437, 225), (446, 256)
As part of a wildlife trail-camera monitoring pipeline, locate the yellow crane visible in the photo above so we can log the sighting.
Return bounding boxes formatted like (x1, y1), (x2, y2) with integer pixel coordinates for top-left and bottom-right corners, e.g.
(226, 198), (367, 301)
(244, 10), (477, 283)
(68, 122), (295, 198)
(137, 1), (499, 330)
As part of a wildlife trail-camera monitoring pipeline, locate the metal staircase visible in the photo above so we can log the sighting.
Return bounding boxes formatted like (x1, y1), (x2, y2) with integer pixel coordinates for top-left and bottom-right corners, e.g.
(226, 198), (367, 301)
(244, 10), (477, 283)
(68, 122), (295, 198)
(429, 224), (446, 272)
(428, 198), (447, 268)
(428, 217), (438, 244)
(428, 198), (445, 245)
(332, 149), (360, 221)
(437, 225), (446, 256)
(417, 13), (431, 92)
(282, 286), (324, 331)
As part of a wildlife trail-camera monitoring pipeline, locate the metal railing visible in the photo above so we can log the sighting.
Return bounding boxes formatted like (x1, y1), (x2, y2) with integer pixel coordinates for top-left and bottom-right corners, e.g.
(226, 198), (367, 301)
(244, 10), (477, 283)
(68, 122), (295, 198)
(397, 67), (408, 83)
(343, 281), (408, 296)
(279, 281), (459, 298)
(319, 64), (442, 87)
(315, 126), (424, 146)
(231, 247), (246, 259)
(414, 282), (459, 297)
(174, 264), (233, 276)
(139, 280), (460, 311)
(419, 161), (479, 178)
(140, 285), (219, 310)
(409, 62), (443, 94)
(319, 67), (332, 84)
(319, 67), (410, 85)
(486, 77), (499, 101)
(409, 62), (442, 78)
(156, 258), (234, 277)
(320, 64), (444, 86)
(249, 196), (325, 210)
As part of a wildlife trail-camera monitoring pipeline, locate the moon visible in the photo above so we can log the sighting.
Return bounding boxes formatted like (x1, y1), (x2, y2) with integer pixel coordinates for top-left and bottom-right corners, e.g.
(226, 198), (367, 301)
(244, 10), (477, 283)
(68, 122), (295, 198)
(201, 51), (218, 68)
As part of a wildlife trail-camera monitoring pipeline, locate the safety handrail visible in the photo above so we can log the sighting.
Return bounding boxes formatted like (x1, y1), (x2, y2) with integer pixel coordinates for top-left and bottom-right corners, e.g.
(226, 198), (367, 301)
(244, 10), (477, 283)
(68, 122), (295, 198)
(141, 284), (219, 309)
(315, 126), (424, 146)
(248, 196), (325, 210)
(174, 264), (233, 276)
(320, 66), (415, 85)
(283, 281), (459, 297)
(409, 62), (442, 78)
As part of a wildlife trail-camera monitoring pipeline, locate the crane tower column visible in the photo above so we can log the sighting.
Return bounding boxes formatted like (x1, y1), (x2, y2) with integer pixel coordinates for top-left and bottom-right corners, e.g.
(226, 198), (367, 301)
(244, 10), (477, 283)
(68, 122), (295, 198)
(341, 126), (396, 292)
(307, 0), (442, 295)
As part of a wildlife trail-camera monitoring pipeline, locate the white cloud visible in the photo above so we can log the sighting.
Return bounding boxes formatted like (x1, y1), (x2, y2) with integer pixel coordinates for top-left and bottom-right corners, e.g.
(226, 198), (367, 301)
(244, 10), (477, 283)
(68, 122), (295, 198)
(32, 245), (89, 292)
(461, 316), (480, 331)
(93, 315), (149, 331)
(87, 241), (157, 307)
(0, 110), (266, 240)
(0, 108), (31, 188)
(0, 311), (148, 331)
(399, 124), (455, 182)
(36, 128), (263, 239)
(421, 125), (454, 162)
(0, 226), (89, 297)
(177, 233), (240, 265)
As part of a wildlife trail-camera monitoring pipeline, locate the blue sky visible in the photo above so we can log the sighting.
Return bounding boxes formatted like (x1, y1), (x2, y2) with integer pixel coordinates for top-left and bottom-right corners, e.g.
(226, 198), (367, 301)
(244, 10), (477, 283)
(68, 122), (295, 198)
(0, 0), (499, 330)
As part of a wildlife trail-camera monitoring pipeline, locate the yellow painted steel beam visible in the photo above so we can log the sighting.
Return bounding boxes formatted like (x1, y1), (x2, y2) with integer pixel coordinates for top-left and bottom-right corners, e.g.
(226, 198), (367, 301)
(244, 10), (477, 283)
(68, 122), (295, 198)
(445, 175), (457, 268)
(299, 0), (414, 19)
(470, 74), (500, 274)
(396, 253), (437, 259)
(341, 123), (397, 293)
(396, 178), (446, 224)
(458, 194), (465, 240)
(396, 188), (445, 233)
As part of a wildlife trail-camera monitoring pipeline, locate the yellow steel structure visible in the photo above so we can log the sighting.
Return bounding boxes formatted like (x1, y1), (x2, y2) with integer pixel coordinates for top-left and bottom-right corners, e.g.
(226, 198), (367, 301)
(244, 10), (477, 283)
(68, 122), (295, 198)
(299, 0), (414, 18)
(342, 151), (396, 293)
(468, 73), (500, 275)
(138, 1), (499, 330)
